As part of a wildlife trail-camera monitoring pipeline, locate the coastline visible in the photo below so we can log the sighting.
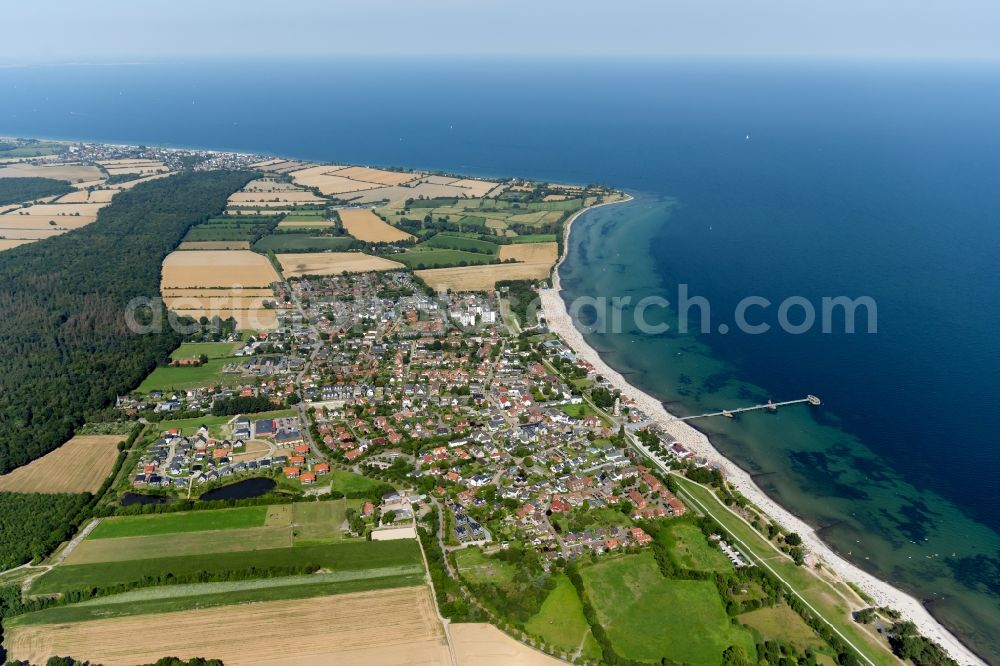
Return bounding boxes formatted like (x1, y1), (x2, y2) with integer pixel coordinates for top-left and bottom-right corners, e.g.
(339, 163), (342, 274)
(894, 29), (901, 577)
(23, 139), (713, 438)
(540, 196), (985, 666)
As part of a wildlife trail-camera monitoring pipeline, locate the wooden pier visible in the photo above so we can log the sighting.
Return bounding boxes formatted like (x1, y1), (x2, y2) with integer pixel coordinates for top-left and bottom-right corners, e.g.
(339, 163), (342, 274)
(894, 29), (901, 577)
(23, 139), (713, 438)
(669, 395), (821, 422)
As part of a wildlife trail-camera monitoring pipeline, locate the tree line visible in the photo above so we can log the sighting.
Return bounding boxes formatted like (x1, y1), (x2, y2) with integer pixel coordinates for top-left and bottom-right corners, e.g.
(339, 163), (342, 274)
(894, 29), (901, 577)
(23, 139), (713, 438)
(0, 171), (253, 474)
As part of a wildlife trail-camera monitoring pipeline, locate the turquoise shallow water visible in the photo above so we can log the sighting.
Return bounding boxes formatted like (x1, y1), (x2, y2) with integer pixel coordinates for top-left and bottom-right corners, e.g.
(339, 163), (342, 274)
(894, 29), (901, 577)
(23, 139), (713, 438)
(1, 58), (998, 660)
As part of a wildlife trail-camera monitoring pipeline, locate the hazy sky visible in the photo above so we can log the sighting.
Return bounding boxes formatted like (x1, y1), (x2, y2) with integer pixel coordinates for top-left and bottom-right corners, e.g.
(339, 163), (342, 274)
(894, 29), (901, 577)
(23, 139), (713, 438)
(3, 0), (999, 63)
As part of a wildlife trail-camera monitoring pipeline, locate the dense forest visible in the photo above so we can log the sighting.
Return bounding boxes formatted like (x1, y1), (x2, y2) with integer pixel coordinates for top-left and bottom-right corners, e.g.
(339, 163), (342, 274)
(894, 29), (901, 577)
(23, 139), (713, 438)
(0, 492), (90, 569)
(0, 171), (253, 474)
(0, 177), (73, 205)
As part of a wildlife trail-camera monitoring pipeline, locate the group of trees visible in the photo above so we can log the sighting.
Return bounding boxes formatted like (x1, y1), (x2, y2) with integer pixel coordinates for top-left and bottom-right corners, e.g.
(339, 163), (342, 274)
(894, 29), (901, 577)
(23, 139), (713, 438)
(0, 171), (253, 475)
(0, 493), (91, 569)
(0, 177), (73, 205)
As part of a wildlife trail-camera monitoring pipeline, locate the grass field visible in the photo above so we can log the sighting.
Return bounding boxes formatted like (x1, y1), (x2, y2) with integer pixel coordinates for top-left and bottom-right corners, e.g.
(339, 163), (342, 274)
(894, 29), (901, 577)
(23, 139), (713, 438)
(525, 573), (601, 659)
(659, 522), (735, 572)
(739, 604), (832, 655)
(580, 552), (756, 664)
(137, 356), (242, 392)
(391, 248), (496, 269)
(422, 233), (499, 254)
(90, 506), (267, 539)
(253, 233), (358, 252)
(30, 539), (422, 595)
(329, 469), (386, 497)
(8, 586), (449, 666)
(0, 435), (121, 494)
(454, 548), (517, 585)
(292, 499), (361, 542)
(169, 341), (239, 360)
(64, 525), (294, 565)
(510, 233), (558, 243)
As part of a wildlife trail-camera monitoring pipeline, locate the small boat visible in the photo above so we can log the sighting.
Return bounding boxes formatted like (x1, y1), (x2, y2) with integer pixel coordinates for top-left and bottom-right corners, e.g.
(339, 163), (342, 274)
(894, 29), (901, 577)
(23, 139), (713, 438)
(722, 410), (734, 418)
(766, 400), (777, 411)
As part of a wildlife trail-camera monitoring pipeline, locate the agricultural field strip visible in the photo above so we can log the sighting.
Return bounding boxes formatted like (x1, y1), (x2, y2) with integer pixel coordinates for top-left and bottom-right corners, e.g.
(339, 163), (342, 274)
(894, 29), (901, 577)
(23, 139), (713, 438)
(89, 505), (267, 538)
(64, 525), (294, 564)
(71, 565), (426, 607)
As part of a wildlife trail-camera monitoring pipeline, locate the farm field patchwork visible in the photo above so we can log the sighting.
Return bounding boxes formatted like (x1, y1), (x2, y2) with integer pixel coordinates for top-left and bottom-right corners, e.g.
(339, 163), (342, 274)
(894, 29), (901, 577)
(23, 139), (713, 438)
(0, 435), (122, 494)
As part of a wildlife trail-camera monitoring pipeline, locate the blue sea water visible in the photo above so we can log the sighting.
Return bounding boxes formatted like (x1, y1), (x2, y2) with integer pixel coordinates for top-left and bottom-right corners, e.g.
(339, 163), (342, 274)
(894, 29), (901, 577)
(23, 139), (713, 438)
(2, 58), (999, 660)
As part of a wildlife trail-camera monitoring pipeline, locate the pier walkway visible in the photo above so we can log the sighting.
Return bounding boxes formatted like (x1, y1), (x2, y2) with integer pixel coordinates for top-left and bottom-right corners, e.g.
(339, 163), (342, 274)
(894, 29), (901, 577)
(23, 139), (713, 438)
(667, 395), (821, 422)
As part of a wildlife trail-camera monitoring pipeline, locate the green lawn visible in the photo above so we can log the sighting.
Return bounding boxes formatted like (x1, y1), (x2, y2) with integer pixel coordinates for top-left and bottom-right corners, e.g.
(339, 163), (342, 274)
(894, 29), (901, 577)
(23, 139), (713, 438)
(12, 569), (424, 627)
(659, 522), (735, 572)
(30, 539), (421, 595)
(557, 402), (598, 420)
(329, 470), (387, 497)
(525, 573), (601, 659)
(90, 506), (267, 539)
(137, 356), (243, 392)
(580, 552), (756, 665)
(169, 341), (240, 360)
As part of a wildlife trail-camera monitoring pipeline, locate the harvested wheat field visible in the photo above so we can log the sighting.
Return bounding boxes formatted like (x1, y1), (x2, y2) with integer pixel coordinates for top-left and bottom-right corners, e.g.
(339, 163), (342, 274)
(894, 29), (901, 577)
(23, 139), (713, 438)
(7, 587), (450, 666)
(417, 263), (554, 292)
(0, 239), (34, 251)
(0, 227), (65, 240)
(0, 163), (103, 182)
(334, 166), (421, 186)
(451, 624), (563, 666)
(229, 191), (324, 204)
(276, 218), (334, 229)
(340, 208), (414, 243)
(177, 240), (252, 250)
(0, 214), (97, 231)
(161, 250), (280, 288)
(277, 252), (405, 277)
(0, 436), (122, 494)
(107, 172), (171, 190)
(498, 242), (558, 265)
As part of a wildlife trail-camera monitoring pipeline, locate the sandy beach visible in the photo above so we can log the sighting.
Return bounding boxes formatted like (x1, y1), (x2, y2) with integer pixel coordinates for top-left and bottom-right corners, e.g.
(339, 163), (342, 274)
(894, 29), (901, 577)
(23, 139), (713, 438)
(540, 198), (984, 666)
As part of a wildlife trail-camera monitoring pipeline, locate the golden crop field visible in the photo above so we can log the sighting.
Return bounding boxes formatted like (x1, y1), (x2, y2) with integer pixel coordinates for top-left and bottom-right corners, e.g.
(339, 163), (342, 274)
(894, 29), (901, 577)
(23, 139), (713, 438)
(450, 624), (564, 666)
(333, 166), (421, 186)
(19, 202), (104, 217)
(0, 214), (97, 230)
(0, 435), (122, 494)
(7, 587), (450, 666)
(229, 191), (325, 204)
(107, 172), (172, 190)
(0, 163), (103, 182)
(447, 178), (499, 197)
(276, 219), (335, 228)
(276, 252), (405, 277)
(0, 226), (66, 240)
(339, 208), (414, 243)
(161, 250), (280, 288)
(416, 262), (555, 292)
(0, 239), (34, 251)
(497, 242), (558, 265)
